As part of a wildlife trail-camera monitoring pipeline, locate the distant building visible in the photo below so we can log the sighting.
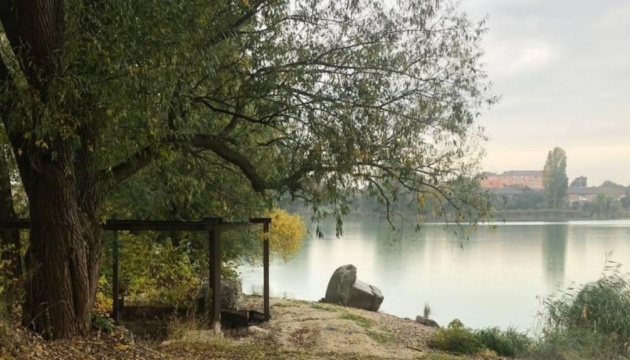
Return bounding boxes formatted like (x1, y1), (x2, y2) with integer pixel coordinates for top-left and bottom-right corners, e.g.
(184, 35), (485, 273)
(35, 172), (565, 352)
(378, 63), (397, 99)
(567, 187), (626, 204)
(481, 170), (544, 190)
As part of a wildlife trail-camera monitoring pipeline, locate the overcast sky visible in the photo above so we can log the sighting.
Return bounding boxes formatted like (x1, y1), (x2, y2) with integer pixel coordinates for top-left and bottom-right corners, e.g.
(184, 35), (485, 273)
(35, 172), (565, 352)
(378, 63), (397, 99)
(460, 0), (630, 186)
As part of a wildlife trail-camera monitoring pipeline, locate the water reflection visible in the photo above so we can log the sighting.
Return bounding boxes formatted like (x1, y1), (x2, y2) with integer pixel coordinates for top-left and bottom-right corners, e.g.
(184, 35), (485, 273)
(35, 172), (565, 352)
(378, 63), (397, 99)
(542, 224), (568, 289)
(241, 220), (630, 330)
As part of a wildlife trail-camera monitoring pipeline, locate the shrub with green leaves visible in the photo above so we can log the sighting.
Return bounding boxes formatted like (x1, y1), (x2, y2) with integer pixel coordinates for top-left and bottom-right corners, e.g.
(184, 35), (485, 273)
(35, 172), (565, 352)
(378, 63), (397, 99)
(476, 327), (531, 357)
(428, 322), (484, 355)
(91, 314), (113, 333)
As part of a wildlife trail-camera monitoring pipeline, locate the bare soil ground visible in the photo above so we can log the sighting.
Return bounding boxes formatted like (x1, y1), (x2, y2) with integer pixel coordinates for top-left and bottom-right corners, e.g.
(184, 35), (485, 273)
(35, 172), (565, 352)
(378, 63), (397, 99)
(236, 296), (438, 358)
(1, 297), (484, 359)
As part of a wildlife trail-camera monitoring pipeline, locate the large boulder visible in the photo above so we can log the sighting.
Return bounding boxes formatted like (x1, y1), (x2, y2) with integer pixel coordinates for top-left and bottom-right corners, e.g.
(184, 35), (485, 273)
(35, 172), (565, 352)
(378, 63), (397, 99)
(197, 277), (242, 312)
(347, 280), (384, 312)
(221, 278), (242, 309)
(324, 264), (357, 305)
(323, 265), (384, 311)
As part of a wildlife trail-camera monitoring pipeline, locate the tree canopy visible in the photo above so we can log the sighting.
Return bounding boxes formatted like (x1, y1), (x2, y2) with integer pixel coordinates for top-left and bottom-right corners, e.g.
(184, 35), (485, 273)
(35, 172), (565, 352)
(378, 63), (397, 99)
(543, 147), (569, 209)
(569, 176), (587, 188)
(0, 0), (494, 338)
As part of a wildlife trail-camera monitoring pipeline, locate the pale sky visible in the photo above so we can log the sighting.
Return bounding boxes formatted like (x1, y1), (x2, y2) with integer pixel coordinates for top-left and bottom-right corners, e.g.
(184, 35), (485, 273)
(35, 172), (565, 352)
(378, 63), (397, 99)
(461, 0), (630, 186)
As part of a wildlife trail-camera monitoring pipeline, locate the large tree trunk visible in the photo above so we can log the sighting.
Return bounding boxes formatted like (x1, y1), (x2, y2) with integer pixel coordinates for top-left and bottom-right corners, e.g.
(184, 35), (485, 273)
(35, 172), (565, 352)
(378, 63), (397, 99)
(0, 0), (108, 340)
(22, 152), (102, 339)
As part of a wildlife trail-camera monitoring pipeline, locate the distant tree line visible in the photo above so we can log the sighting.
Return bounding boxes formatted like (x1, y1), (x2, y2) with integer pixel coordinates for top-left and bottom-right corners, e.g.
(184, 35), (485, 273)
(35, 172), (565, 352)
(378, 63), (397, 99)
(489, 184), (629, 218)
(488, 147), (629, 219)
(283, 147), (630, 222)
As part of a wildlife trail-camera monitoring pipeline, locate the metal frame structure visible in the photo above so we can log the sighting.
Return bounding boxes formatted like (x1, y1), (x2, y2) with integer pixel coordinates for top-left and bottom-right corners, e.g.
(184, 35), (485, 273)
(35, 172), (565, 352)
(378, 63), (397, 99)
(0, 217), (272, 330)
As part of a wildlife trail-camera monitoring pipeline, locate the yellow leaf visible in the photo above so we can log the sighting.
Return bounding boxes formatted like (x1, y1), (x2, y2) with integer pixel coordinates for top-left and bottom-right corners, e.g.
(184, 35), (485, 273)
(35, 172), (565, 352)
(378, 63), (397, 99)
(115, 344), (131, 351)
(260, 209), (306, 262)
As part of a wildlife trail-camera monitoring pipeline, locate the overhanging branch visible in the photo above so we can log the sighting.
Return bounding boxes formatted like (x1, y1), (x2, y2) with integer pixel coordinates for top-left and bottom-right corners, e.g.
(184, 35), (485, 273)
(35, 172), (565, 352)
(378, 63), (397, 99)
(104, 132), (317, 195)
(107, 143), (161, 186)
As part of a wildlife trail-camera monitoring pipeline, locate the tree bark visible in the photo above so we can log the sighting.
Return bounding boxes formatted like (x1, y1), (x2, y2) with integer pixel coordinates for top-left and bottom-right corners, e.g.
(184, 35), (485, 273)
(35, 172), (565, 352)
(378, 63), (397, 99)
(22, 147), (102, 339)
(0, 0), (108, 339)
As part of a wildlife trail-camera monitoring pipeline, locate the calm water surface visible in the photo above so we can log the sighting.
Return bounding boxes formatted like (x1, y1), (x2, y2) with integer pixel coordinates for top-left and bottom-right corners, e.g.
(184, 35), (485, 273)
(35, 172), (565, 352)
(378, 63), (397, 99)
(241, 220), (630, 331)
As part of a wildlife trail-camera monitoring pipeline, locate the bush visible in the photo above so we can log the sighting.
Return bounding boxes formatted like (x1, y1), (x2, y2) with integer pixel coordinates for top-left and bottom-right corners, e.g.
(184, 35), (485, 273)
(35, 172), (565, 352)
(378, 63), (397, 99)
(476, 327), (531, 357)
(101, 232), (202, 307)
(428, 321), (484, 355)
(91, 313), (113, 333)
(429, 320), (531, 357)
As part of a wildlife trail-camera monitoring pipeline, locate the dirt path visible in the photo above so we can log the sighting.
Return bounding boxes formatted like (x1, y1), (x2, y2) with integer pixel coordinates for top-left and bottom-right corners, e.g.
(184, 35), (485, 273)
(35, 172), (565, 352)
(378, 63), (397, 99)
(235, 296), (437, 359)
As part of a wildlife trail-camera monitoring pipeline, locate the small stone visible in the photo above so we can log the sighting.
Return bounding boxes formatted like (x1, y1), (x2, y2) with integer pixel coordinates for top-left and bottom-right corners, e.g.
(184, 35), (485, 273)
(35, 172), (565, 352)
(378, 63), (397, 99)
(415, 316), (440, 328)
(248, 326), (270, 335)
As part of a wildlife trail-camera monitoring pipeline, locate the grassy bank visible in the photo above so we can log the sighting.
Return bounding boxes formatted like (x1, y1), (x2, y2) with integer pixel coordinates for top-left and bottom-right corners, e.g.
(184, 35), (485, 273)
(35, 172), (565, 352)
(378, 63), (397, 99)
(3, 265), (630, 359)
(428, 263), (630, 359)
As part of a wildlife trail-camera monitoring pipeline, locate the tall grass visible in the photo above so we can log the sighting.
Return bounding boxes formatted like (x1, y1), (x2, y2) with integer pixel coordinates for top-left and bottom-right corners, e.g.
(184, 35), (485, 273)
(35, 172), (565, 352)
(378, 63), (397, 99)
(429, 260), (630, 359)
(428, 320), (529, 357)
(527, 259), (630, 359)
(475, 327), (531, 357)
(543, 264), (630, 339)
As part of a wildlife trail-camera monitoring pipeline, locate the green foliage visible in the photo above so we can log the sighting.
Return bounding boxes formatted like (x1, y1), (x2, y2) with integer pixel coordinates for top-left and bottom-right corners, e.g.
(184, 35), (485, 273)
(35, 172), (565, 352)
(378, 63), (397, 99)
(532, 261), (630, 358)
(623, 187), (630, 209)
(48, 0), (495, 229)
(91, 314), (113, 333)
(98, 207), (306, 308)
(543, 147), (569, 209)
(0, 0), (495, 335)
(524, 329), (619, 360)
(490, 189), (546, 211)
(102, 232), (202, 307)
(428, 324), (484, 355)
(94, 276), (114, 314)
(475, 327), (531, 357)
(586, 194), (623, 218)
(430, 320), (530, 357)
(569, 176), (587, 188)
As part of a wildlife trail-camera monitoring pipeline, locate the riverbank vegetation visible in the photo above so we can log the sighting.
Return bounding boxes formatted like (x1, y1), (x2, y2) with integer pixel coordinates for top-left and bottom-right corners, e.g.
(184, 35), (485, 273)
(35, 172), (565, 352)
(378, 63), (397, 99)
(4, 251), (630, 360)
(427, 262), (630, 359)
(3, 269), (630, 359)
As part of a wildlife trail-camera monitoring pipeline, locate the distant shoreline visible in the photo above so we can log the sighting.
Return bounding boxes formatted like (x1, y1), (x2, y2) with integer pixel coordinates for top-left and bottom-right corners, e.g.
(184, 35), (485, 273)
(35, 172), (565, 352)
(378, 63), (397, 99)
(298, 210), (630, 224)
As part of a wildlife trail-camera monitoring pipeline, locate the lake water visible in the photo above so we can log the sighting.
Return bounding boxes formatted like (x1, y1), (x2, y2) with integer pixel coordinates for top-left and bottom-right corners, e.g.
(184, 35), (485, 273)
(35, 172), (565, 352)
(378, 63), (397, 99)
(240, 219), (630, 331)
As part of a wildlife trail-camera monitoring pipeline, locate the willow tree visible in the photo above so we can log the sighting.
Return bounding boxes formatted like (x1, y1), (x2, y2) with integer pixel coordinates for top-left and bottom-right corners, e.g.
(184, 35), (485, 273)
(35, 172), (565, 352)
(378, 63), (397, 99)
(0, 0), (494, 338)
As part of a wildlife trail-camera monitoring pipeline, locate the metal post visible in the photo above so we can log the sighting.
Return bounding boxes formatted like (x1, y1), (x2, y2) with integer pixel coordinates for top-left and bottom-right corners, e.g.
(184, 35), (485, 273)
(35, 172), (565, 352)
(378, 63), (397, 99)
(112, 232), (120, 323)
(208, 219), (221, 331)
(263, 220), (270, 321)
